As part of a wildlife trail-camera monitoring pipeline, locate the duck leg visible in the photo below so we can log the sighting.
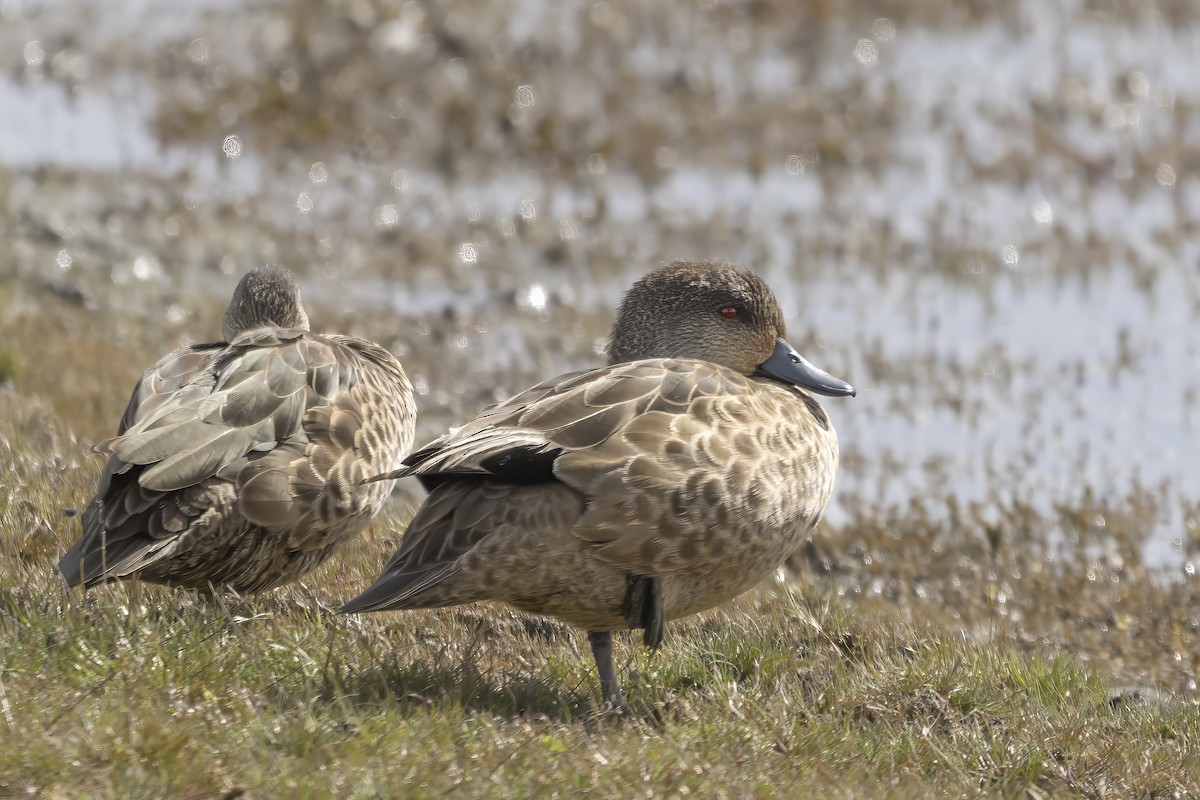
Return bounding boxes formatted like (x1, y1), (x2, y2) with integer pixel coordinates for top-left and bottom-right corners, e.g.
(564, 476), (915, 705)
(623, 574), (665, 649)
(587, 630), (629, 712)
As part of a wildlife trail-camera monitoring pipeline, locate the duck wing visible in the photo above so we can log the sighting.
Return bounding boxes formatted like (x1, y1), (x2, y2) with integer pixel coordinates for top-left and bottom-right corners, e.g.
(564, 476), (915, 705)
(59, 328), (414, 587)
(346, 359), (813, 612)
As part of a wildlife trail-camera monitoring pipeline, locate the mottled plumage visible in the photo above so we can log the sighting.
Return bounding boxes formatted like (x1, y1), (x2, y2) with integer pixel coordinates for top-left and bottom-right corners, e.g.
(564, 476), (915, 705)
(343, 259), (854, 709)
(59, 265), (415, 594)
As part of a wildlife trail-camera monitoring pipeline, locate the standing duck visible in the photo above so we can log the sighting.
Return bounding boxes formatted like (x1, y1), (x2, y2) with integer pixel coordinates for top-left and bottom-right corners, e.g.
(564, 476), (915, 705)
(342, 259), (854, 709)
(58, 265), (415, 595)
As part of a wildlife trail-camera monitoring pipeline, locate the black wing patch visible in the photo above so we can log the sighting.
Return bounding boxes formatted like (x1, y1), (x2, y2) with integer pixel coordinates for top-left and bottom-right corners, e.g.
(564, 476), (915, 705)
(478, 445), (564, 485)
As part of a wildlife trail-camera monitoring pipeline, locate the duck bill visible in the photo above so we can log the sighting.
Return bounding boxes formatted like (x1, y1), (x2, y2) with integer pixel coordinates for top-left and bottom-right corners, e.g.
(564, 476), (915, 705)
(757, 338), (856, 397)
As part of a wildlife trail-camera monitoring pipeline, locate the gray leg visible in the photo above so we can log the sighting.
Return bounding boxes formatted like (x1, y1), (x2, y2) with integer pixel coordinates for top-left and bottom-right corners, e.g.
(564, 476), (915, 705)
(642, 577), (664, 650)
(623, 575), (665, 650)
(587, 630), (629, 712)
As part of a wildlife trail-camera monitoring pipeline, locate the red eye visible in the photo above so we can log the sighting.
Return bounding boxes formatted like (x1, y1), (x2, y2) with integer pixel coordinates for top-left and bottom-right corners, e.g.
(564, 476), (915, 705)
(720, 306), (738, 319)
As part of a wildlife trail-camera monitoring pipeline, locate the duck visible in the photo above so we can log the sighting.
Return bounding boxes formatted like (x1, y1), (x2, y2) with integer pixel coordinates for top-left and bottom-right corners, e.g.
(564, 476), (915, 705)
(341, 259), (854, 710)
(58, 264), (416, 595)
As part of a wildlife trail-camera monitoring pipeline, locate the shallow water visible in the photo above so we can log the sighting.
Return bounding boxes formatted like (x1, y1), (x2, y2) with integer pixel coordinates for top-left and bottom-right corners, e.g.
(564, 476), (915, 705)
(1, 0), (1197, 566)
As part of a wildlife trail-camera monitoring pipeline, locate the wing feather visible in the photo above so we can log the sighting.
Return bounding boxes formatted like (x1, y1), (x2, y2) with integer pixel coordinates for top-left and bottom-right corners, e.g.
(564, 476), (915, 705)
(361, 359), (804, 595)
(60, 329), (415, 588)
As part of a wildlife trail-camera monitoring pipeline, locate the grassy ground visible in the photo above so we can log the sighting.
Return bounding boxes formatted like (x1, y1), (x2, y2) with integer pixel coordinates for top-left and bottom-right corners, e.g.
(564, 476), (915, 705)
(3, 0), (1200, 795)
(5, 581), (1197, 798)
(0, 300), (1198, 798)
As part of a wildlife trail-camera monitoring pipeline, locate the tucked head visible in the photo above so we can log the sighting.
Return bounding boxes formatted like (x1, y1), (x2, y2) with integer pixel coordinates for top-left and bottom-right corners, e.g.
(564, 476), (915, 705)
(222, 265), (310, 341)
(607, 259), (855, 396)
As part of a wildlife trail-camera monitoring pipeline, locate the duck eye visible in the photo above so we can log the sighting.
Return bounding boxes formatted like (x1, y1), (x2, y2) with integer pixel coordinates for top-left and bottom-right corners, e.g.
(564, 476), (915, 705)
(719, 306), (738, 320)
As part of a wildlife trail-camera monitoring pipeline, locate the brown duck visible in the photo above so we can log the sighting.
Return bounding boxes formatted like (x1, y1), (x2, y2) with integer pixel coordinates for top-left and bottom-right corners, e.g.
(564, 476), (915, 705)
(58, 265), (415, 595)
(342, 259), (854, 709)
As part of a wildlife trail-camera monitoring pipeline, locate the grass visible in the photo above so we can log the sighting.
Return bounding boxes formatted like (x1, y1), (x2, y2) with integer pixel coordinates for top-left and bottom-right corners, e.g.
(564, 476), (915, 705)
(2, 567), (1197, 797)
(5, 0), (1200, 793)
(0, 336), (1197, 798)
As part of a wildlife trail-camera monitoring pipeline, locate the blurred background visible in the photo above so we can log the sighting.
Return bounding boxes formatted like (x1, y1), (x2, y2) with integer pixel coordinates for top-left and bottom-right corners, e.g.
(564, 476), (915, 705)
(0, 0), (1198, 683)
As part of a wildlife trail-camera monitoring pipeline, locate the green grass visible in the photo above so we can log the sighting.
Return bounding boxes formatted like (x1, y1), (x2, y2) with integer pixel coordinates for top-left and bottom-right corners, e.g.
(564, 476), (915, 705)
(0, 303), (1197, 797)
(3, 576), (1197, 797)
(0, 348), (19, 387)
